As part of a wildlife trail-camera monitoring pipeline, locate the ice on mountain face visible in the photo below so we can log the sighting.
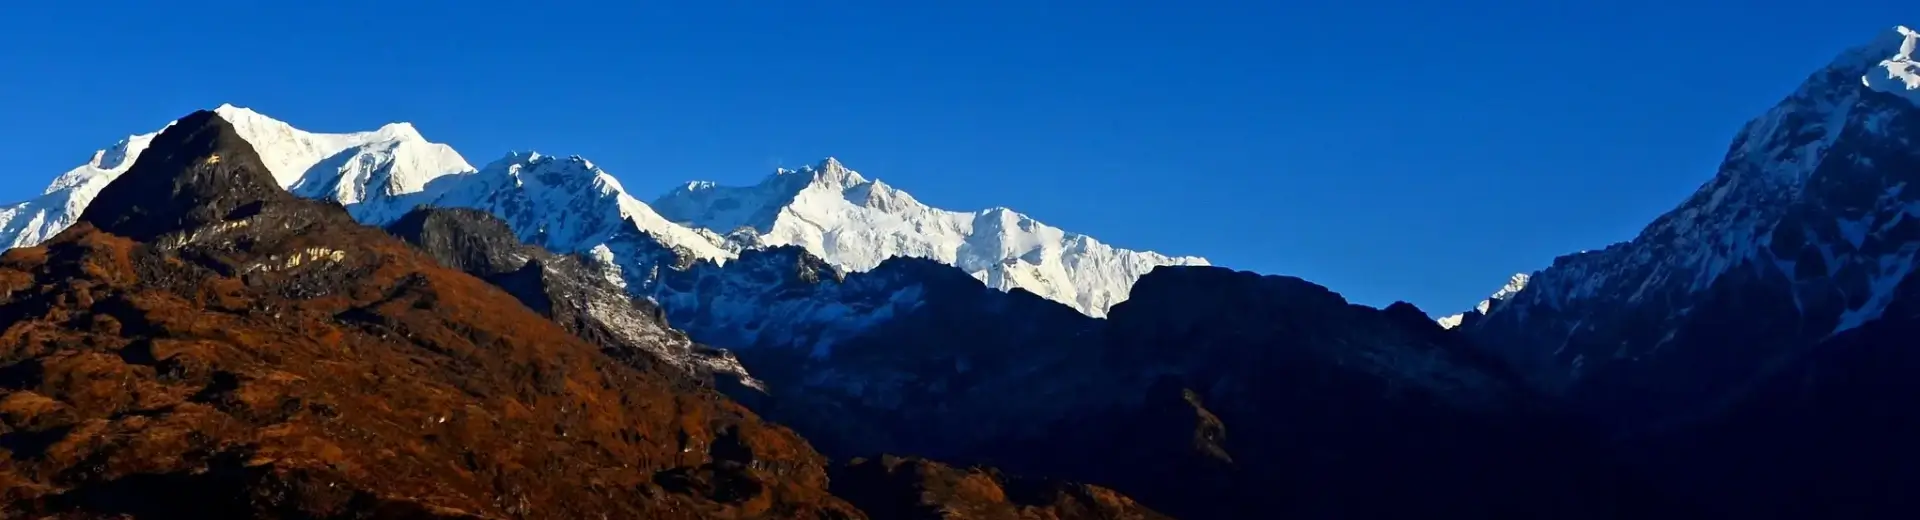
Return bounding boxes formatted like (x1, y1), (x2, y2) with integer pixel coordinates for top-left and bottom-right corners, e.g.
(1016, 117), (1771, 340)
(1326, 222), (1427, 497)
(1864, 26), (1920, 107)
(652, 158), (1208, 317)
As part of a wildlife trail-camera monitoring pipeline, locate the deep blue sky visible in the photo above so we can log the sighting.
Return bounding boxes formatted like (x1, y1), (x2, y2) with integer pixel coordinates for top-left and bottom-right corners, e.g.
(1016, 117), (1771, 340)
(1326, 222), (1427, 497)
(2, 1), (1911, 312)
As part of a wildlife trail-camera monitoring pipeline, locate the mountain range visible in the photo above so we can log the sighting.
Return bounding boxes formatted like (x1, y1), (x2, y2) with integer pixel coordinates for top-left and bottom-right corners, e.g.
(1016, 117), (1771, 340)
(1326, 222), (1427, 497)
(2, 22), (1918, 520)
(1, 107), (1202, 319)
(0, 110), (1171, 518)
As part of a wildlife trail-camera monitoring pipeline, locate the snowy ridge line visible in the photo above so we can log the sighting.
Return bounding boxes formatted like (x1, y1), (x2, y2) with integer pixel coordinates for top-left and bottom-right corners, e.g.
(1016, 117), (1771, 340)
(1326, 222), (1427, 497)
(652, 157), (1210, 317)
(2, 105), (1204, 317)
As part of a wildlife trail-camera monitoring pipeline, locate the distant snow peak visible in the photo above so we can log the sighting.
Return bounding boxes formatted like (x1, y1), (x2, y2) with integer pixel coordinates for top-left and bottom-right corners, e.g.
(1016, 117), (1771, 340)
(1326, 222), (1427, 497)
(652, 156), (1208, 316)
(1864, 25), (1920, 106)
(1438, 272), (1531, 330)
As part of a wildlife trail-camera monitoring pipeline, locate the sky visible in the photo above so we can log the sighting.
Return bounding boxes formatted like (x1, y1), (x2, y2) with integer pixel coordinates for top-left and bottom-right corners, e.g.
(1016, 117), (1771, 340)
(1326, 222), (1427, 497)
(1, 1), (1913, 312)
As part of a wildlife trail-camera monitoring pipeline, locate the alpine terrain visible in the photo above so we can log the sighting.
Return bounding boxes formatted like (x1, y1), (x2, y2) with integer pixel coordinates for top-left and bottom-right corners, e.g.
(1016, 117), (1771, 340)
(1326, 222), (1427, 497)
(0, 110), (1167, 519)
(1445, 24), (1920, 517)
(1, 107), (1201, 318)
(651, 159), (1210, 317)
(5, 22), (1918, 520)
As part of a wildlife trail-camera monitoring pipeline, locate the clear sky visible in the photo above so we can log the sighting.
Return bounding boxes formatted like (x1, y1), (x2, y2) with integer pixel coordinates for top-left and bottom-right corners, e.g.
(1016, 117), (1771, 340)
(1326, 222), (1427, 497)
(2, 1), (1912, 313)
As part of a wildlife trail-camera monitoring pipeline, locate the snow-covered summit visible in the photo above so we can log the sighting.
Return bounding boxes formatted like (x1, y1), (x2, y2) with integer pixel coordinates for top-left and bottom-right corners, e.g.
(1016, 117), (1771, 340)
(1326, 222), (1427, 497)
(209, 103), (454, 187)
(409, 151), (735, 263)
(652, 157), (1209, 316)
(1864, 26), (1920, 106)
(6, 106), (1205, 320)
(0, 104), (475, 250)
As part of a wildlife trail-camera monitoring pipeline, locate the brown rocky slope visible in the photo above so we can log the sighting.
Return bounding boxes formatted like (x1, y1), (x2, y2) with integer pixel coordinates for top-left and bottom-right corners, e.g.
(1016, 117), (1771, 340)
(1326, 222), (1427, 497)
(0, 110), (1160, 519)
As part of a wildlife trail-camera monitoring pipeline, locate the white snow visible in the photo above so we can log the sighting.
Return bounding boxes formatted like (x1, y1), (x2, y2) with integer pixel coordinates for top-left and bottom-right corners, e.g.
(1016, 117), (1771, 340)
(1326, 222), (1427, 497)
(1438, 273), (1529, 329)
(400, 152), (734, 263)
(6, 105), (1206, 330)
(0, 106), (736, 287)
(652, 158), (1208, 317)
(1864, 26), (1920, 107)
(0, 104), (477, 250)
(0, 131), (163, 249)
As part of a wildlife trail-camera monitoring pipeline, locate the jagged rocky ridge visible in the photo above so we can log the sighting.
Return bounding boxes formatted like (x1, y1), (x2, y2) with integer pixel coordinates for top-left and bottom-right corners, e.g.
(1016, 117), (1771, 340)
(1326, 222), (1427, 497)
(0, 110), (1168, 519)
(383, 207), (762, 391)
(1436, 25), (1920, 517)
(2, 108), (1201, 318)
(1452, 25), (1920, 429)
(361, 193), (1686, 517)
(636, 243), (1684, 519)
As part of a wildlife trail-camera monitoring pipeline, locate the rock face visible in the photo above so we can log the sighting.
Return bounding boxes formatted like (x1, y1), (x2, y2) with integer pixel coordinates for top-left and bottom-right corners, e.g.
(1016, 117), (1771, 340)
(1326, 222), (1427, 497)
(0, 110), (1164, 519)
(645, 244), (1686, 518)
(1460, 26), (1920, 431)
(0, 110), (858, 518)
(1622, 258), (1920, 518)
(1432, 26), (1920, 517)
(78, 110), (294, 243)
(384, 207), (761, 390)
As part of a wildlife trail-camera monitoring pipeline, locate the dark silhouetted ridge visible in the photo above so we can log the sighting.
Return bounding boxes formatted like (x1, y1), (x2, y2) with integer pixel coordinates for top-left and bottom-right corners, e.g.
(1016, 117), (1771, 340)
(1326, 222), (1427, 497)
(78, 110), (289, 240)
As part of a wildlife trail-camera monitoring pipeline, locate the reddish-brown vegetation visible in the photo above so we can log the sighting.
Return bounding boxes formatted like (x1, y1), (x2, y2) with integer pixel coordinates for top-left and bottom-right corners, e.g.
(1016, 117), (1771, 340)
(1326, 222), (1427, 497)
(830, 457), (1169, 520)
(0, 110), (1164, 519)
(0, 218), (867, 519)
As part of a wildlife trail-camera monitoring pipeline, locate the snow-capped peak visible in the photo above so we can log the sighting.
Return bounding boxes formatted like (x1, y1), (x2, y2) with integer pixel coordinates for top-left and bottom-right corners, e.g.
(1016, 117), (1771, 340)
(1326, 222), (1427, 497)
(770, 157), (868, 192)
(653, 157), (1208, 316)
(414, 151), (735, 266)
(808, 156), (866, 186)
(2, 104), (476, 250)
(1864, 25), (1920, 107)
(1437, 272), (1531, 329)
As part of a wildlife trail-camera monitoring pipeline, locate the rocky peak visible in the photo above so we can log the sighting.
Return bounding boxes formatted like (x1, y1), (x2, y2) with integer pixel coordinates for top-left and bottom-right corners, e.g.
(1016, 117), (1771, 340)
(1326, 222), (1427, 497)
(386, 206), (540, 276)
(1463, 23), (1920, 430)
(78, 110), (291, 241)
(386, 206), (765, 391)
